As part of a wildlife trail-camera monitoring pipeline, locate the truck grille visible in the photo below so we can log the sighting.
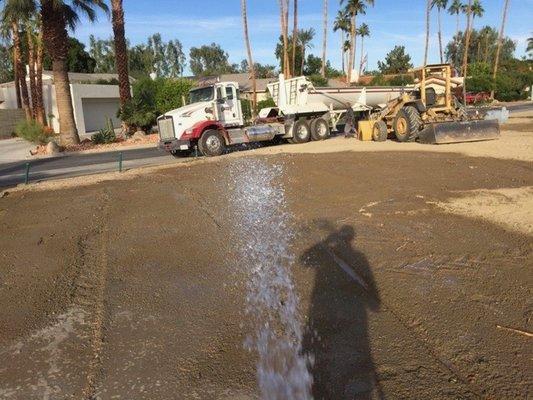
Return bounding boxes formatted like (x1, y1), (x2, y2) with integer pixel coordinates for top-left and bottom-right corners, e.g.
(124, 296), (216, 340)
(158, 116), (175, 140)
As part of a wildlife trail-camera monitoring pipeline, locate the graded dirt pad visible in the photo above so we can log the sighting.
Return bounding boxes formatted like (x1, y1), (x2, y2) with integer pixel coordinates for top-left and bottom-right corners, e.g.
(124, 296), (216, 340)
(0, 150), (532, 399)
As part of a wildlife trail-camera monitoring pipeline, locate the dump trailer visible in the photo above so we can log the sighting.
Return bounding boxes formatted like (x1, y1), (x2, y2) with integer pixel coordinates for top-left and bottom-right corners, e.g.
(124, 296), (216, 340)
(364, 64), (500, 144)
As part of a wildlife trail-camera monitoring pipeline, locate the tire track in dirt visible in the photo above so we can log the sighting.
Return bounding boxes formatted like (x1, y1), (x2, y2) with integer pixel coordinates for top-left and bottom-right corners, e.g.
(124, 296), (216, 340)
(69, 189), (111, 399)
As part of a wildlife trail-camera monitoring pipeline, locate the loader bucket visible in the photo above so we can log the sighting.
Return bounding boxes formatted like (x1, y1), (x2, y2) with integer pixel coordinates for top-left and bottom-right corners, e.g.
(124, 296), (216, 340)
(417, 119), (500, 144)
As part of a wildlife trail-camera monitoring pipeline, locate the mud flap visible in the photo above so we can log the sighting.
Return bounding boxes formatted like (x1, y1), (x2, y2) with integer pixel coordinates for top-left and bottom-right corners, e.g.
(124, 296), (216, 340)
(418, 119), (500, 144)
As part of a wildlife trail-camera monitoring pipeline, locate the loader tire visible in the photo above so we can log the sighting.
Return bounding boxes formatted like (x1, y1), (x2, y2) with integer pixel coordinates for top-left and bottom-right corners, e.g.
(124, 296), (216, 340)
(372, 120), (388, 142)
(310, 118), (330, 141)
(291, 119), (311, 143)
(393, 106), (422, 142)
(198, 129), (225, 157)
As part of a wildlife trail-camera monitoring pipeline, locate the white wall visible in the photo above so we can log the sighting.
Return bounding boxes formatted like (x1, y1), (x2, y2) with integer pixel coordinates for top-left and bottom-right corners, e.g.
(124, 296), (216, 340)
(0, 82), (121, 136)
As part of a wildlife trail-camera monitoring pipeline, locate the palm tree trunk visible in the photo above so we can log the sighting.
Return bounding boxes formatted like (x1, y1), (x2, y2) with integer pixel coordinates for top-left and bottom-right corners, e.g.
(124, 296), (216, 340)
(42, 0), (80, 145)
(27, 32), (37, 120)
(12, 45), (22, 109)
(292, 0), (298, 76)
(279, 0), (290, 77)
(340, 31), (344, 73)
(462, 0), (473, 104)
(346, 14), (356, 85)
(320, 0), (328, 78)
(454, 13), (460, 68)
(111, 0), (131, 109)
(359, 37), (364, 77)
(438, 7), (443, 63)
(12, 22), (31, 120)
(35, 29), (46, 126)
(491, 0), (510, 99)
(301, 47), (305, 76)
(241, 0), (257, 116)
(424, 0), (430, 66)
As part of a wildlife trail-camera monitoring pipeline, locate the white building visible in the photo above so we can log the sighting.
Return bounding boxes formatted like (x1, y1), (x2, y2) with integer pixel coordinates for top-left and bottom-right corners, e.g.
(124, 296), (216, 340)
(0, 71), (134, 137)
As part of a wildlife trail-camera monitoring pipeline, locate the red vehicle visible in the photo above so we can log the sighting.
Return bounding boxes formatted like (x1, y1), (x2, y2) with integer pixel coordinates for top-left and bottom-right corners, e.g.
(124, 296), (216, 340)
(465, 91), (491, 104)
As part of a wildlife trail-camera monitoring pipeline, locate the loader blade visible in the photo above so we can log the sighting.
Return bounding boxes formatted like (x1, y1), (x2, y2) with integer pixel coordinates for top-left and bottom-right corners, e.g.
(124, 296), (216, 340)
(418, 119), (500, 144)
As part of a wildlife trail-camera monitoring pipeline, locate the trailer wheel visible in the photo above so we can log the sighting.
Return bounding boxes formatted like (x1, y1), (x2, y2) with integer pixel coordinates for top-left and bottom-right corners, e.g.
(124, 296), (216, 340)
(291, 119), (311, 143)
(310, 118), (330, 141)
(393, 106), (422, 142)
(372, 120), (388, 142)
(198, 129), (225, 157)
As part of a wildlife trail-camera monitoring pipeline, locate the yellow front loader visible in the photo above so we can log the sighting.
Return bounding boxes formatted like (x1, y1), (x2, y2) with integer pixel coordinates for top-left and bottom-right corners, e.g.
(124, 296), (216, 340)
(369, 64), (500, 144)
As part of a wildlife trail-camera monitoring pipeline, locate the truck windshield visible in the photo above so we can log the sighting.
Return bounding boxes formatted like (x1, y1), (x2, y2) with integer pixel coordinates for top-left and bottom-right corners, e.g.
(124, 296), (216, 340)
(189, 87), (214, 103)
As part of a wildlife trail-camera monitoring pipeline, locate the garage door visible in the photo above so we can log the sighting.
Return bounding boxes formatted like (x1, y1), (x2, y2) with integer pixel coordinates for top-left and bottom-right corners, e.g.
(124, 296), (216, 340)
(82, 98), (121, 133)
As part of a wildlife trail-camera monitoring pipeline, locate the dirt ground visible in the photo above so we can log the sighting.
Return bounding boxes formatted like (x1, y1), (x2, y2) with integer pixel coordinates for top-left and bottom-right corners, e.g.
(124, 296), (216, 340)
(0, 119), (532, 399)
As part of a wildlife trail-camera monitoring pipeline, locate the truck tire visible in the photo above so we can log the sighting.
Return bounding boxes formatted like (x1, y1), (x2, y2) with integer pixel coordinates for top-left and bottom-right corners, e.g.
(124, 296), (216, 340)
(372, 120), (388, 142)
(310, 118), (330, 141)
(198, 129), (225, 157)
(393, 106), (422, 142)
(291, 119), (311, 144)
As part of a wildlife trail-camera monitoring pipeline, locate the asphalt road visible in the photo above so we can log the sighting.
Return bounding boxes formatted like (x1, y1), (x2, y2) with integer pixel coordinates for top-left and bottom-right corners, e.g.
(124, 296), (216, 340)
(0, 102), (531, 188)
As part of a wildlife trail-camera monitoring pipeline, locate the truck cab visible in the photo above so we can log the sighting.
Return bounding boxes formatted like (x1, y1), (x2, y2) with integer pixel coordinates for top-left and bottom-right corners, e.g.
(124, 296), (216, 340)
(157, 82), (244, 155)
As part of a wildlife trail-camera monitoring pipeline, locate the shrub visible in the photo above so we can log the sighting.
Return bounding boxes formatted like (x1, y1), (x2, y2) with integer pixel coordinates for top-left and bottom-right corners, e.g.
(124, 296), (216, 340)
(155, 78), (194, 114)
(91, 118), (116, 144)
(118, 77), (196, 132)
(15, 120), (47, 144)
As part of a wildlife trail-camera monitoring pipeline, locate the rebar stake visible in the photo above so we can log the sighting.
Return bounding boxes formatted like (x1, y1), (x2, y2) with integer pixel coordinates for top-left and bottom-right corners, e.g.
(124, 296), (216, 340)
(24, 162), (30, 185)
(118, 152), (123, 172)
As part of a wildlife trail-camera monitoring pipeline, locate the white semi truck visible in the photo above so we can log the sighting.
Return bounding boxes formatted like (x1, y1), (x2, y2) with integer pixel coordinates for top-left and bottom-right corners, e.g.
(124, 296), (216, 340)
(157, 75), (409, 157)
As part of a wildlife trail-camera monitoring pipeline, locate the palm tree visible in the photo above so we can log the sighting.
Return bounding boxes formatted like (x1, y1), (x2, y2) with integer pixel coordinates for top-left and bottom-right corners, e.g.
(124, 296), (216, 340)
(278, 0), (290, 77)
(292, 0), (297, 77)
(357, 23), (369, 76)
(424, 0), (431, 66)
(333, 9), (350, 74)
(1, 0), (31, 120)
(241, 0), (257, 115)
(340, 0), (374, 85)
(448, 0), (463, 67)
(461, 0), (473, 103)
(298, 28), (315, 75)
(41, 0), (108, 145)
(432, 0), (448, 63)
(320, 0), (328, 78)
(469, 0), (484, 29)
(111, 0), (131, 114)
(491, 0), (510, 99)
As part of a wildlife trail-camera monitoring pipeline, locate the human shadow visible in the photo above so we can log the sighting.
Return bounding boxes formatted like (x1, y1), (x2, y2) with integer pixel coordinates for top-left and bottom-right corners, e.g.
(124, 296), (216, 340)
(300, 223), (383, 400)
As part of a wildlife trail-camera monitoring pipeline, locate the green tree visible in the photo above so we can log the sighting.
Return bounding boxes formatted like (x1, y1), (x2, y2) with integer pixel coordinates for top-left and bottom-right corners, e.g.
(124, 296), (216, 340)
(528, 36), (533, 54)
(44, 37), (96, 73)
(275, 33), (303, 74)
(189, 43), (236, 76)
(377, 45), (413, 74)
(445, 27), (515, 67)
(89, 36), (115, 73)
(240, 60), (277, 78)
(0, 42), (13, 83)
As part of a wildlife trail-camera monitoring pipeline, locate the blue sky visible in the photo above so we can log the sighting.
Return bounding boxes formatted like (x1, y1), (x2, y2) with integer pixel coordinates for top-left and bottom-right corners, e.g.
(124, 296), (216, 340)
(74, 0), (532, 75)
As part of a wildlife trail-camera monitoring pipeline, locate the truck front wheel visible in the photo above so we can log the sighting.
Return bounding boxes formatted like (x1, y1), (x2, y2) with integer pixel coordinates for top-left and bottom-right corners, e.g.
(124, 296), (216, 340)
(198, 130), (226, 157)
